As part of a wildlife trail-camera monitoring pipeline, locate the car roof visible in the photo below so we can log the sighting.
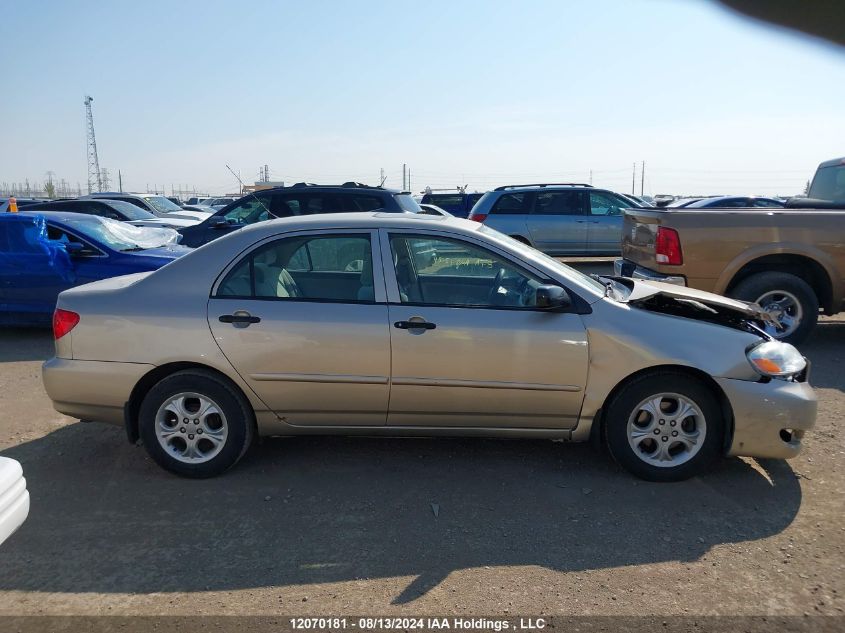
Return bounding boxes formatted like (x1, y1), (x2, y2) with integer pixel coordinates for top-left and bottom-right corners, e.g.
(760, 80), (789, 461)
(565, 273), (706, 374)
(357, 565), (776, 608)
(818, 157), (845, 168)
(231, 210), (469, 239)
(246, 183), (403, 195)
(493, 183), (593, 191)
(18, 210), (106, 225)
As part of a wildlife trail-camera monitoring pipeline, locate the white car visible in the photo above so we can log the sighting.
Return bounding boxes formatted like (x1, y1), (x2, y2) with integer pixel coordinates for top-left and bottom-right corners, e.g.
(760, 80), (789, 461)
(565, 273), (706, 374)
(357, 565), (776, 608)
(0, 457), (29, 546)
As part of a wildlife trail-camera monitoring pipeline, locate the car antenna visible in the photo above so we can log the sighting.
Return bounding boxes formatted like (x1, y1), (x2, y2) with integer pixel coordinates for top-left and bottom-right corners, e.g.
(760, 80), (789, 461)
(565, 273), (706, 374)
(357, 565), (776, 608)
(225, 164), (273, 217)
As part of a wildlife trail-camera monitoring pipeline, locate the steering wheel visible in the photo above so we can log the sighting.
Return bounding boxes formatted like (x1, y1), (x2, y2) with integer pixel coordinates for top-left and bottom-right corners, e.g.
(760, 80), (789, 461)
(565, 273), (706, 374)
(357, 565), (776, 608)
(517, 277), (533, 306)
(487, 267), (507, 304)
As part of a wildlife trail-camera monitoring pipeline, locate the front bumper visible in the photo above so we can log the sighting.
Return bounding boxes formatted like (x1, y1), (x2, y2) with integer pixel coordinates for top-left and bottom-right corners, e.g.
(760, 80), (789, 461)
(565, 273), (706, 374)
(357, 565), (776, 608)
(42, 357), (154, 425)
(717, 376), (817, 460)
(614, 258), (686, 286)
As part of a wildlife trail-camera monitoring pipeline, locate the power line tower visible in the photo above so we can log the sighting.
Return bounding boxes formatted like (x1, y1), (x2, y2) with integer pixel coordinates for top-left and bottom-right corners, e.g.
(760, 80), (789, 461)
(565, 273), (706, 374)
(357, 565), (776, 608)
(84, 96), (102, 194)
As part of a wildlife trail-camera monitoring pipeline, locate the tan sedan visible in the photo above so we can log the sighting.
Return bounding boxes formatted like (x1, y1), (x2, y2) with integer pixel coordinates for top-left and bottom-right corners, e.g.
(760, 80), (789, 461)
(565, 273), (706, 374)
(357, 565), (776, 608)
(42, 212), (816, 481)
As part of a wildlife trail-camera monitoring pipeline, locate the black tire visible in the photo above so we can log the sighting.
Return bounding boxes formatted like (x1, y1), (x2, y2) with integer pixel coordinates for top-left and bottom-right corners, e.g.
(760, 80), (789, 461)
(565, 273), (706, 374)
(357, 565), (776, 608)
(729, 272), (818, 345)
(139, 369), (255, 478)
(604, 371), (724, 482)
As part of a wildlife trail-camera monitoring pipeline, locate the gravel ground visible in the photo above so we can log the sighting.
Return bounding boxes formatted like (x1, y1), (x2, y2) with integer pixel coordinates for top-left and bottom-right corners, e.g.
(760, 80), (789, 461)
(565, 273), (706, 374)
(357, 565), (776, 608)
(0, 318), (842, 618)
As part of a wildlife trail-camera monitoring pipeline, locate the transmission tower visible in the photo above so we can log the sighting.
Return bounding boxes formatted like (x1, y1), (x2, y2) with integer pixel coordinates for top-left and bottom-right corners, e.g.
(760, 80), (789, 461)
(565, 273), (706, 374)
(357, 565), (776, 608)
(84, 96), (102, 193)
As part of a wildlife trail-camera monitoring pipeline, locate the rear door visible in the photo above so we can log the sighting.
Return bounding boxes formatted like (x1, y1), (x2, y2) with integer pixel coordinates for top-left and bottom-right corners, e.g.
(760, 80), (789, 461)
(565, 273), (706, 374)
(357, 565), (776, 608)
(208, 229), (391, 426)
(525, 190), (588, 255)
(585, 191), (628, 255)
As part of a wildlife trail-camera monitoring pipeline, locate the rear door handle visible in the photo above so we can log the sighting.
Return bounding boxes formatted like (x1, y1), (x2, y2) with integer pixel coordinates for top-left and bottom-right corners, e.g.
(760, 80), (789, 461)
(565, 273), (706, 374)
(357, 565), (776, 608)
(219, 314), (261, 324)
(394, 320), (436, 330)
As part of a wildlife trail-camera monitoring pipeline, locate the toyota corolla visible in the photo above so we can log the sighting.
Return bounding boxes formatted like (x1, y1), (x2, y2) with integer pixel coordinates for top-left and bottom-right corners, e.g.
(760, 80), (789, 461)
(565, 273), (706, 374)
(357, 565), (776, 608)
(42, 212), (816, 481)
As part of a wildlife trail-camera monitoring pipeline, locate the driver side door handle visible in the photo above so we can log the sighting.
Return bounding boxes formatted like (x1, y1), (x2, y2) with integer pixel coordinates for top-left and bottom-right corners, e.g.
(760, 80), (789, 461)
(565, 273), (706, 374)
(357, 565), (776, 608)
(394, 320), (436, 330)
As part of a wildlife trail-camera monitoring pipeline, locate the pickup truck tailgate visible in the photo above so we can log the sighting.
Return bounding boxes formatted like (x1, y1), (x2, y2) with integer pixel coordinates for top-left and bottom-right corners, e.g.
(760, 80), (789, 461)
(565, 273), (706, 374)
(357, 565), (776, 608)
(621, 208), (662, 268)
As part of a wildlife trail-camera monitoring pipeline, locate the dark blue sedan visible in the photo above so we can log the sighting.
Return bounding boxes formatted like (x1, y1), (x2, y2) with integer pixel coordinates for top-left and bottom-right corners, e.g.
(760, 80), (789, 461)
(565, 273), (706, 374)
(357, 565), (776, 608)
(1, 212), (191, 326)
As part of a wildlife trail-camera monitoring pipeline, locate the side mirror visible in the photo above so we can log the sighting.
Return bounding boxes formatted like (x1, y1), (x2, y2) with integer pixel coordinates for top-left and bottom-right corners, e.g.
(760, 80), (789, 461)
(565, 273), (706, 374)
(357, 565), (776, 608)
(535, 285), (571, 310)
(209, 216), (229, 229)
(64, 242), (86, 255)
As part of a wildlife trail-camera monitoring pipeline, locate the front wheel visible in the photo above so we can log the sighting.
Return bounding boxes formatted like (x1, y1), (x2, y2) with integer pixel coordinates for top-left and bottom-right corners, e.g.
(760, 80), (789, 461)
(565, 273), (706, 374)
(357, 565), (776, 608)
(604, 372), (724, 482)
(138, 370), (255, 478)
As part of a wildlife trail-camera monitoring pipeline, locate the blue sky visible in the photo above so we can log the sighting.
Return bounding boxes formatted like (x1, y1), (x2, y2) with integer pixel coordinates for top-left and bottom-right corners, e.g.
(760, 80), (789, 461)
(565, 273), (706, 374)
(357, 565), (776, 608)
(2, 0), (844, 196)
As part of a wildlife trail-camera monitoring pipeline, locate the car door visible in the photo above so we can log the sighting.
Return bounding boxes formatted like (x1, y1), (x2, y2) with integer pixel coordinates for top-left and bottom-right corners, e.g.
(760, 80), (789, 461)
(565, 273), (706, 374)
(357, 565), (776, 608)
(0, 218), (96, 324)
(382, 230), (589, 428)
(586, 191), (628, 255)
(525, 190), (588, 255)
(208, 230), (391, 426)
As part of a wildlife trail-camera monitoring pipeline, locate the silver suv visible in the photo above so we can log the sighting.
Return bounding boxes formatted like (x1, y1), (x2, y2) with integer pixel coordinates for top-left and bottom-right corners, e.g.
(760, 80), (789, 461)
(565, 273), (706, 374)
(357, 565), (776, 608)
(468, 184), (642, 256)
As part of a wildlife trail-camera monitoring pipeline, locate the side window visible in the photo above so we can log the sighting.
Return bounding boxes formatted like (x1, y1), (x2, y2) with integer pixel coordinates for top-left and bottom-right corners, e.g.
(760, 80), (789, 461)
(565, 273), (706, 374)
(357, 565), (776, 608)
(344, 195), (384, 212)
(490, 193), (531, 215)
(389, 235), (544, 308)
(753, 198), (783, 208)
(589, 192), (626, 216)
(45, 226), (100, 256)
(217, 234), (373, 302)
(90, 204), (121, 220)
(534, 191), (585, 215)
(222, 194), (273, 225)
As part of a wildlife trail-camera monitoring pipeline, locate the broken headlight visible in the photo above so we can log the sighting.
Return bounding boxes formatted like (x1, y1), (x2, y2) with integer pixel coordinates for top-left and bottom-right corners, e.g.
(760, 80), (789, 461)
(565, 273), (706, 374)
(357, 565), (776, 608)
(747, 340), (806, 379)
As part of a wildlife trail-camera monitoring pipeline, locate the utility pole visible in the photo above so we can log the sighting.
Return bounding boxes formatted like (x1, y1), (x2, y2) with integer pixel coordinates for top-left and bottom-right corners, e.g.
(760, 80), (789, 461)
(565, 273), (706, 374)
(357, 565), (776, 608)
(632, 162), (636, 195)
(380, 168), (385, 187)
(408, 168), (411, 192)
(640, 161), (645, 197)
(118, 170), (123, 192)
(84, 96), (103, 194)
(100, 168), (111, 191)
(402, 163), (406, 190)
(45, 171), (56, 198)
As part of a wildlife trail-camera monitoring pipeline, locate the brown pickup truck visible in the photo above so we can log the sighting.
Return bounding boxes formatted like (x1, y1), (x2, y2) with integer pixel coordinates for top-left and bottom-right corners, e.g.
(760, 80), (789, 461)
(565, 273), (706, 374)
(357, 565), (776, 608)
(615, 208), (845, 344)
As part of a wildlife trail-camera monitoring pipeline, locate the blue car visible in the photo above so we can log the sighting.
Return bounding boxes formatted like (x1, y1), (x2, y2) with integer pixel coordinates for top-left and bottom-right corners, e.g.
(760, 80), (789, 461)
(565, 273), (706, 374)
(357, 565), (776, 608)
(0, 212), (191, 326)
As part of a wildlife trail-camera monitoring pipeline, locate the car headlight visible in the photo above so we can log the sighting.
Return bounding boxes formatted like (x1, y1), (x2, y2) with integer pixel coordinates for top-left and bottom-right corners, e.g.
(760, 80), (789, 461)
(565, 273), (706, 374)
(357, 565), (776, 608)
(747, 340), (806, 379)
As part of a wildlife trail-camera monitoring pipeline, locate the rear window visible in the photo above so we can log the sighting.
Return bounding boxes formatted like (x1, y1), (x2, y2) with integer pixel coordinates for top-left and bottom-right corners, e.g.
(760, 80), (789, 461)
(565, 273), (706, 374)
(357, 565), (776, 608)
(808, 165), (845, 202)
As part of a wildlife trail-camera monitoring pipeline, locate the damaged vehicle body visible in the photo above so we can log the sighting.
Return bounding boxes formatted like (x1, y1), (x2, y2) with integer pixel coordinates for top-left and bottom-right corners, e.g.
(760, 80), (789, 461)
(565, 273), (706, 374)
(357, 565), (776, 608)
(0, 212), (191, 326)
(41, 212), (816, 481)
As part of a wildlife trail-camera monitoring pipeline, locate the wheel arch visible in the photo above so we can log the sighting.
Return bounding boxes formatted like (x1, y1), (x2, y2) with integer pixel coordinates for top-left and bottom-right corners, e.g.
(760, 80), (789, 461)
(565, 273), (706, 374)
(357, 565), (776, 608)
(590, 364), (735, 456)
(124, 362), (256, 444)
(722, 251), (836, 314)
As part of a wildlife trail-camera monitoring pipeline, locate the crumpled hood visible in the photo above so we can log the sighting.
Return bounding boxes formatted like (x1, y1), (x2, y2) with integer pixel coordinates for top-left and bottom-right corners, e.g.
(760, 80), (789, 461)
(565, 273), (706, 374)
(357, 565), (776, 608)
(616, 278), (776, 328)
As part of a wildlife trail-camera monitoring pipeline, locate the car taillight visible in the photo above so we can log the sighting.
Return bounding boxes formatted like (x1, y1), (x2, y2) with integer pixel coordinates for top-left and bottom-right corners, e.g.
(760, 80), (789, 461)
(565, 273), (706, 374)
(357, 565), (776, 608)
(468, 212), (487, 222)
(53, 309), (80, 340)
(655, 226), (683, 265)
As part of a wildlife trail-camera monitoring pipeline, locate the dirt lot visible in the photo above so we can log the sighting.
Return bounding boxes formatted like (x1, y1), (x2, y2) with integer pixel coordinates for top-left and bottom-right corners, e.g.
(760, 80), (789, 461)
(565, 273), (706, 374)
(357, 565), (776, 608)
(0, 318), (843, 617)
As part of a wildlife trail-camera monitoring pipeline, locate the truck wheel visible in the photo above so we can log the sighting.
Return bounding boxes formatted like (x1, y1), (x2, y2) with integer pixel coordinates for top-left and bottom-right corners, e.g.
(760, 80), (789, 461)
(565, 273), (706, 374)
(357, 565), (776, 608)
(729, 272), (818, 344)
(604, 371), (724, 482)
(139, 370), (255, 478)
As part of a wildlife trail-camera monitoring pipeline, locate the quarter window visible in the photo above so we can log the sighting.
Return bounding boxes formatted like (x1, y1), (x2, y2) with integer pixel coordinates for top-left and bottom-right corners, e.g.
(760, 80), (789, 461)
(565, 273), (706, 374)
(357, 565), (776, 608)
(217, 234), (374, 302)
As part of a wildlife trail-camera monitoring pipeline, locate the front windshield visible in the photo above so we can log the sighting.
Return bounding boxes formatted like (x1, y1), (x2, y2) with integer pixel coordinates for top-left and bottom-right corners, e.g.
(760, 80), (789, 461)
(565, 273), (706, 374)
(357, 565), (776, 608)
(103, 200), (156, 220)
(477, 224), (606, 294)
(808, 165), (845, 202)
(61, 216), (177, 250)
(142, 195), (184, 213)
(395, 193), (423, 213)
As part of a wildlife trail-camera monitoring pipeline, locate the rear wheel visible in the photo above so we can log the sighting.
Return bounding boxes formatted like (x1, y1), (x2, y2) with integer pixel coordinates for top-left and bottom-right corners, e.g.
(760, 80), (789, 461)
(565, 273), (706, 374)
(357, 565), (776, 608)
(139, 370), (254, 478)
(604, 372), (724, 482)
(729, 272), (818, 344)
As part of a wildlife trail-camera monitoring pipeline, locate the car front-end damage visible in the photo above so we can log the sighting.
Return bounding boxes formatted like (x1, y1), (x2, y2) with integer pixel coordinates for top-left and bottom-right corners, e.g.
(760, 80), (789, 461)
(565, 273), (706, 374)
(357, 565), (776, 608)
(577, 277), (817, 460)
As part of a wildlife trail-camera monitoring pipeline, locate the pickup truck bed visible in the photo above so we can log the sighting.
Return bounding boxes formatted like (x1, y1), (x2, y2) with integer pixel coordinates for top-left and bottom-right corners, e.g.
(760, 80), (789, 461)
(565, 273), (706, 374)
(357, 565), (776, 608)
(616, 207), (845, 343)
